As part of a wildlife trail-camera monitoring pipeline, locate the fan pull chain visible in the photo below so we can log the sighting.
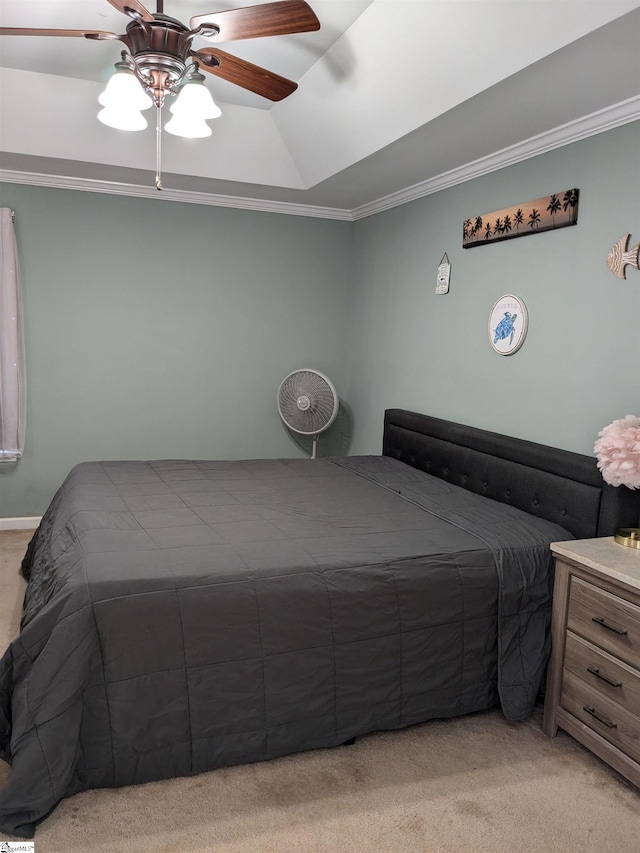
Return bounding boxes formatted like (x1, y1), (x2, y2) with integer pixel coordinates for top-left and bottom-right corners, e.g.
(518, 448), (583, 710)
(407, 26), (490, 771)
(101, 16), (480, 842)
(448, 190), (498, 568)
(155, 104), (163, 191)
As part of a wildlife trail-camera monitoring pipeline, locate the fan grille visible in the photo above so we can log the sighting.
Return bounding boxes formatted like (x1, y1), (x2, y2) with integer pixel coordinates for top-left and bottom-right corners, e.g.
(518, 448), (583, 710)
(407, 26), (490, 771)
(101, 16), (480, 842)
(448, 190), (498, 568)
(277, 369), (338, 435)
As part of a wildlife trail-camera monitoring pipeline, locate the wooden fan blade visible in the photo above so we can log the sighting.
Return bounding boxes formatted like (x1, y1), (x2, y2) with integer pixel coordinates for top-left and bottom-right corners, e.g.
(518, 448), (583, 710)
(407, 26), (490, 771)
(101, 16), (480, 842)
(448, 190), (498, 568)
(105, 0), (155, 24)
(194, 47), (298, 101)
(0, 27), (121, 40)
(190, 0), (320, 42)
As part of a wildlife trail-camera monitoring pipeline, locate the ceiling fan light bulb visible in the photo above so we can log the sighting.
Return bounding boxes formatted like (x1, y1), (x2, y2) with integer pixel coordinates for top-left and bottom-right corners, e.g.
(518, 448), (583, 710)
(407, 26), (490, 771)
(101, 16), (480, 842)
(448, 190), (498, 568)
(99, 70), (152, 111)
(98, 106), (148, 132)
(164, 115), (213, 138)
(171, 82), (221, 120)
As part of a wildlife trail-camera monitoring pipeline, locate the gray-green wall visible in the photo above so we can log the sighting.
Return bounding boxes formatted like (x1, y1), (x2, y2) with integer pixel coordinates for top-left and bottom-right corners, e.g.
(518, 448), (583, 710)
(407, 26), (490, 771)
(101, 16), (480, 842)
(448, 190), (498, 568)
(0, 188), (352, 515)
(1, 121), (639, 516)
(347, 122), (640, 455)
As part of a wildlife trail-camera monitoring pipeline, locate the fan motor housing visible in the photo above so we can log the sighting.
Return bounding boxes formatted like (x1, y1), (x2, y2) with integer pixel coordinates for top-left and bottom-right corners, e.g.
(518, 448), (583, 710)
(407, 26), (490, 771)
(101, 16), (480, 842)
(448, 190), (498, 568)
(125, 15), (191, 59)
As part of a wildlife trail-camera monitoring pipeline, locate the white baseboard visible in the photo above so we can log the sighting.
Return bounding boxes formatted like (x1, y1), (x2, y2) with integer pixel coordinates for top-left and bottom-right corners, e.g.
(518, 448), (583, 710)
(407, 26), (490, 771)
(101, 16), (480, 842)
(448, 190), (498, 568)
(0, 517), (41, 530)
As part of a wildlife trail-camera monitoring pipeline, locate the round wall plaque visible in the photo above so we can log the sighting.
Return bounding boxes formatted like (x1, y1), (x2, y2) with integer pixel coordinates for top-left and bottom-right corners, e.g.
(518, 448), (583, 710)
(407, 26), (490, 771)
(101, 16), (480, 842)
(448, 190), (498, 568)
(488, 294), (528, 355)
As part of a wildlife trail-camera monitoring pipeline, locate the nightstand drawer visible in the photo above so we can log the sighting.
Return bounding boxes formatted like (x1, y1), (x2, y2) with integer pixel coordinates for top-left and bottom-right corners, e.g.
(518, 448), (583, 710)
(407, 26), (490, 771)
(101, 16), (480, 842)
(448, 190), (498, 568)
(564, 631), (640, 715)
(561, 671), (640, 764)
(568, 576), (640, 669)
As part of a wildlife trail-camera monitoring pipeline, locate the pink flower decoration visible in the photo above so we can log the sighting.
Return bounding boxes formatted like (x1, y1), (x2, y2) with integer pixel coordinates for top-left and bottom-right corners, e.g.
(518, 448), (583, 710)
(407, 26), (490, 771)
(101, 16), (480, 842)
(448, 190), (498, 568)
(594, 415), (640, 489)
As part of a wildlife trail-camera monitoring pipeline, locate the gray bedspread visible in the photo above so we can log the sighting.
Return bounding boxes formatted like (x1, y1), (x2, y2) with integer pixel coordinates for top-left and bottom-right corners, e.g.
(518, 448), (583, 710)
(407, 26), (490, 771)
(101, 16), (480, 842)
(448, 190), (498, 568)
(0, 455), (572, 837)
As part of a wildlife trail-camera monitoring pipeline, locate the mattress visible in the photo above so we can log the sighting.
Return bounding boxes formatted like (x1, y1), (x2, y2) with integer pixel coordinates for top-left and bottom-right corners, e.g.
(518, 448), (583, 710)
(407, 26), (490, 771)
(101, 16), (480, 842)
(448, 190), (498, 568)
(0, 454), (572, 837)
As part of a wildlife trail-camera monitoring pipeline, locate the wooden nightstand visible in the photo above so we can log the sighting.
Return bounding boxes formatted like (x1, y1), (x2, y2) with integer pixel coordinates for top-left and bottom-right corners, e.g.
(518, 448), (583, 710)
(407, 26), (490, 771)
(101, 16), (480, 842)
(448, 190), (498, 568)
(543, 538), (640, 788)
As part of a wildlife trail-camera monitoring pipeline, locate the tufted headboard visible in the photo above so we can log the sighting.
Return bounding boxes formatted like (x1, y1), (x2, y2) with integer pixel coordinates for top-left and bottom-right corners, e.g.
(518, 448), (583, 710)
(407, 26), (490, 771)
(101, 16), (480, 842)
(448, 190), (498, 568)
(382, 409), (640, 540)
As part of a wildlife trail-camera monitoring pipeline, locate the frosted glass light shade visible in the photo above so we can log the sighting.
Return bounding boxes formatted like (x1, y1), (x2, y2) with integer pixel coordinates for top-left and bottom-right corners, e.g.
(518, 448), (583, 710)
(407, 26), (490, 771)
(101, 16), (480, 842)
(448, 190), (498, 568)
(99, 70), (152, 111)
(171, 82), (221, 120)
(164, 114), (212, 138)
(98, 106), (148, 131)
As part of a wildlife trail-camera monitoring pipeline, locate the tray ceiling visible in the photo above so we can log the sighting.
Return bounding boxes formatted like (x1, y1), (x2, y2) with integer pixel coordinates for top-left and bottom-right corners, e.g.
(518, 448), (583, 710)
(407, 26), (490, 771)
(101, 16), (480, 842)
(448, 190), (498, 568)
(1, 1), (639, 218)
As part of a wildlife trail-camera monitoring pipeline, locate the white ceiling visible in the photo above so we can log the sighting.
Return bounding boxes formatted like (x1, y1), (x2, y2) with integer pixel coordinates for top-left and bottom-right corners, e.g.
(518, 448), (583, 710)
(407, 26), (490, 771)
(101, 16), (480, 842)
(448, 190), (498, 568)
(1, 0), (639, 218)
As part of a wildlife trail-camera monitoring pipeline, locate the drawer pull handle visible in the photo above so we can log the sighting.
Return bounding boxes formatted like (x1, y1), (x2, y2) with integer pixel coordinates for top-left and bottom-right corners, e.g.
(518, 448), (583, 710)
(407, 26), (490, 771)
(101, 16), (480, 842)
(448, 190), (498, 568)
(586, 666), (622, 688)
(583, 705), (617, 729)
(591, 616), (628, 636)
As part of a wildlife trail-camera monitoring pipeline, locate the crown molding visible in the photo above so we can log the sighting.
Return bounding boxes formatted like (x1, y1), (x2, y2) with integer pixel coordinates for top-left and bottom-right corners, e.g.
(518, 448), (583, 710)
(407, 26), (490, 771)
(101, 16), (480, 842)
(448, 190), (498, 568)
(0, 170), (353, 221)
(1, 98), (638, 222)
(350, 97), (640, 220)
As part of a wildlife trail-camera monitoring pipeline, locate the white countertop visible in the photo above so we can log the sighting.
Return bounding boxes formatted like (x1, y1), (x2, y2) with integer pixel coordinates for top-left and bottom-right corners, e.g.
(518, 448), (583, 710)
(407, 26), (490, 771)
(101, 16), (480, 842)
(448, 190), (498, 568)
(551, 536), (640, 590)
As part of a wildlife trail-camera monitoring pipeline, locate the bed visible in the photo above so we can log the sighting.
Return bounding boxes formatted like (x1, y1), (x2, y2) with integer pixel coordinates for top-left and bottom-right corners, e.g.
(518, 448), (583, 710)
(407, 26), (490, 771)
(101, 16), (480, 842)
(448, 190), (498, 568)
(1, 409), (638, 838)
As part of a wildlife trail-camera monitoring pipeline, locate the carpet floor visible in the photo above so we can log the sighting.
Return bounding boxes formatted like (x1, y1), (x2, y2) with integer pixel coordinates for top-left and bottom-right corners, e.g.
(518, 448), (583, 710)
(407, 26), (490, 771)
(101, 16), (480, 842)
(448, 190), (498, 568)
(1, 528), (638, 852)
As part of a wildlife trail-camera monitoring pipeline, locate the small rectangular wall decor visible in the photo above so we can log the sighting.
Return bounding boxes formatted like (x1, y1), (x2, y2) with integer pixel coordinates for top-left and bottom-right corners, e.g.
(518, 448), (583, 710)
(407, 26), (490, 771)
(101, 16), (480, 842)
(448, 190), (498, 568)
(463, 188), (579, 249)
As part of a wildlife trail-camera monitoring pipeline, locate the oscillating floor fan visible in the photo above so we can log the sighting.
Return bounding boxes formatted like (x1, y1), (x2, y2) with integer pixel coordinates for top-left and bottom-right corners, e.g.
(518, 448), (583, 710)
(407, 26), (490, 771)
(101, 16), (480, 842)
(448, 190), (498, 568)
(277, 369), (339, 458)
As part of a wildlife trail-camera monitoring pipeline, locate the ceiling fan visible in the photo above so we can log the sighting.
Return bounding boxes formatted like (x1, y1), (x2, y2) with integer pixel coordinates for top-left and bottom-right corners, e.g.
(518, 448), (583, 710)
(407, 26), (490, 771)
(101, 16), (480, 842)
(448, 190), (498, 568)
(0, 0), (321, 102)
(1, 0), (320, 187)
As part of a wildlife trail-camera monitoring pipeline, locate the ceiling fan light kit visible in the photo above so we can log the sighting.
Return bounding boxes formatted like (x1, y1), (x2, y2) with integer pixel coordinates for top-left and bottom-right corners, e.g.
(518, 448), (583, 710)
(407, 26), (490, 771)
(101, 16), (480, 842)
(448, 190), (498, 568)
(1, 0), (320, 187)
(164, 71), (222, 137)
(164, 113), (212, 138)
(169, 74), (222, 120)
(97, 56), (154, 130)
(97, 49), (221, 138)
(98, 37), (222, 135)
(98, 59), (154, 111)
(98, 103), (149, 131)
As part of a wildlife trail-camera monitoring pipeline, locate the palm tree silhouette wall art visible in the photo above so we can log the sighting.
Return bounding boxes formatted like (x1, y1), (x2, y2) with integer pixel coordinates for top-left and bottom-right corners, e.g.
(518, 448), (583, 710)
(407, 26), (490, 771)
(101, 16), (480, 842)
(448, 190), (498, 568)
(462, 188), (579, 248)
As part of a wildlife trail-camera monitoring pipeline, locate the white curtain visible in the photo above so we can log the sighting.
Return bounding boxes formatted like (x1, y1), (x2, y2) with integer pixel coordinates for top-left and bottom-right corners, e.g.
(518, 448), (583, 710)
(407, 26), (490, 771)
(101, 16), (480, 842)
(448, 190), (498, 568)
(0, 208), (26, 462)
